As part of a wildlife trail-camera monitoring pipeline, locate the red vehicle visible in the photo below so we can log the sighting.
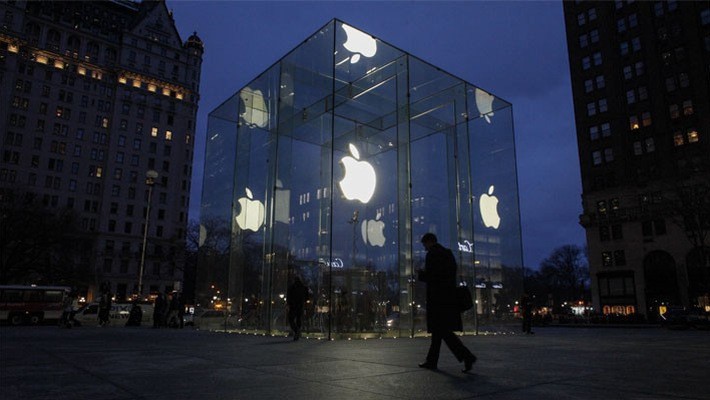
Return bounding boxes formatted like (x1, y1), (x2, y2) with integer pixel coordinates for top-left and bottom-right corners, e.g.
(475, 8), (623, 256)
(0, 285), (70, 325)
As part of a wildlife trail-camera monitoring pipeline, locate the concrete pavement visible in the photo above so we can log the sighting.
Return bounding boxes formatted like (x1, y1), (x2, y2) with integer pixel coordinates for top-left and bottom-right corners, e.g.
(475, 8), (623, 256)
(1, 326), (708, 400)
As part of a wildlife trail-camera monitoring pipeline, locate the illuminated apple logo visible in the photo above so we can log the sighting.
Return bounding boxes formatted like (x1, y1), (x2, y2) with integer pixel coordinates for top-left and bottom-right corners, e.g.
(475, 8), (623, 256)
(361, 211), (386, 247)
(475, 88), (495, 124)
(239, 88), (269, 128)
(342, 24), (377, 64)
(235, 188), (265, 231)
(479, 185), (500, 229)
(339, 143), (376, 204)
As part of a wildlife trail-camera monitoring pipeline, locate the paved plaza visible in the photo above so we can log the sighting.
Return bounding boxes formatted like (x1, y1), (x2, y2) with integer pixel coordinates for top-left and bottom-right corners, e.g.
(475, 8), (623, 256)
(1, 326), (708, 400)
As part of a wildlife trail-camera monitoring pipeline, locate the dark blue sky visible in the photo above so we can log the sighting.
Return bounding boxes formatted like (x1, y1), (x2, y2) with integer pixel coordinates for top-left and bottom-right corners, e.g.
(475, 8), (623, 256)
(169, 1), (585, 269)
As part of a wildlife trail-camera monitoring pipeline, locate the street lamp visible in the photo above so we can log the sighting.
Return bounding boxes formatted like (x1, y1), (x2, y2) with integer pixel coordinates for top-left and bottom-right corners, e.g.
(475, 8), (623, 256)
(137, 170), (158, 299)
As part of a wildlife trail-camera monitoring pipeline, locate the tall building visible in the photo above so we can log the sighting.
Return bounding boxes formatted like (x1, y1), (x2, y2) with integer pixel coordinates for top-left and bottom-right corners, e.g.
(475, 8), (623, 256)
(563, 1), (710, 320)
(0, 1), (203, 300)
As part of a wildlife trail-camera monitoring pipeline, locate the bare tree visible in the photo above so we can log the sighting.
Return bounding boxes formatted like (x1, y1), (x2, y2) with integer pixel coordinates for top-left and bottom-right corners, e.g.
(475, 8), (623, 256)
(539, 245), (589, 310)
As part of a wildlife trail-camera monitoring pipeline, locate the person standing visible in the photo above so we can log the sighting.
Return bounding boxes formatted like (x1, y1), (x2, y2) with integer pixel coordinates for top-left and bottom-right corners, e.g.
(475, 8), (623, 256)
(287, 277), (309, 341)
(98, 287), (112, 327)
(521, 293), (534, 335)
(153, 293), (166, 328)
(417, 233), (476, 372)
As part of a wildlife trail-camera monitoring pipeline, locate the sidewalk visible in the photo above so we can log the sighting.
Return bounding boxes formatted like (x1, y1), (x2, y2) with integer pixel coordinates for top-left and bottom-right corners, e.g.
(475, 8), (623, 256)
(1, 326), (708, 400)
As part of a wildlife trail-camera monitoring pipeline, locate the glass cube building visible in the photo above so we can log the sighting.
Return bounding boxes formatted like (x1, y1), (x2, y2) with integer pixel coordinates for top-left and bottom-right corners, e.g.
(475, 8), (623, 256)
(198, 19), (523, 338)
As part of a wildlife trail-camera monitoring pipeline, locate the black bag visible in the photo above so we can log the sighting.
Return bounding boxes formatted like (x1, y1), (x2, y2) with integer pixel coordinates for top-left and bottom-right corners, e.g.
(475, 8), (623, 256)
(456, 285), (473, 312)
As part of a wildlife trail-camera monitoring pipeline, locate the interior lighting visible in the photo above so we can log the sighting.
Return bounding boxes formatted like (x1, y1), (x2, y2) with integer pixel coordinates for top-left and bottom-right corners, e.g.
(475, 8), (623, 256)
(53, 60), (64, 69)
(148, 84), (157, 92)
(35, 54), (48, 64)
(132, 79), (141, 88)
(8, 43), (19, 53)
(118, 76), (127, 84)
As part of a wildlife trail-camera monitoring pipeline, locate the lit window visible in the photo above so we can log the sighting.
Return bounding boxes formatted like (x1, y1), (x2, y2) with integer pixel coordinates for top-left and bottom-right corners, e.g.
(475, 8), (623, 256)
(669, 104), (680, 119)
(148, 84), (157, 93)
(132, 79), (141, 88)
(118, 76), (127, 84)
(587, 102), (597, 116)
(673, 132), (684, 146)
(641, 112), (652, 127)
(687, 129), (699, 143)
(92, 70), (102, 80)
(8, 43), (19, 53)
(598, 200), (607, 213)
(102, 118), (109, 128)
(77, 66), (86, 76)
(151, 127), (158, 137)
(165, 130), (172, 141)
(176, 92), (183, 100)
(602, 252), (612, 267)
(96, 167), (103, 178)
(645, 138), (655, 152)
(162, 88), (170, 96)
(53, 60), (64, 69)
(629, 116), (640, 130)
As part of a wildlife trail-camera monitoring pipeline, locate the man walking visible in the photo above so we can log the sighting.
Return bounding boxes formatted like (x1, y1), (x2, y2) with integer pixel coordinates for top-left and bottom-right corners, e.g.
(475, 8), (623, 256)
(417, 233), (476, 372)
(287, 277), (309, 341)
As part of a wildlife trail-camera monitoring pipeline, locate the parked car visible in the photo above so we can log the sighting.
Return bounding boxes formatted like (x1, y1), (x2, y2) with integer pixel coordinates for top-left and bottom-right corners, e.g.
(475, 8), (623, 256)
(193, 309), (229, 330)
(74, 302), (153, 327)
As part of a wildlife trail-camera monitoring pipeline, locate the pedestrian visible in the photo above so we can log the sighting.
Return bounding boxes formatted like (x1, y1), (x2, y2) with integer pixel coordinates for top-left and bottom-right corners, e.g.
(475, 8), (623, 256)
(153, 293), (166, 328)
(168, 292), (180, 328)
(417, 233), (476, 372)
(521, 293), (534, 335)
(59, 291), (74, 328)
(177, 292), (185, 329)
(98, 288), (112, 327)
(126, 300), (143, 327)
(287, 277), (309, 341)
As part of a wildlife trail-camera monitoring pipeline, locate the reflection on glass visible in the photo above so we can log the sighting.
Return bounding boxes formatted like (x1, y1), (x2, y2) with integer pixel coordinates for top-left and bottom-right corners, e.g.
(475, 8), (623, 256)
(475, 88), (495, 123)
(239, 88), (269, 128)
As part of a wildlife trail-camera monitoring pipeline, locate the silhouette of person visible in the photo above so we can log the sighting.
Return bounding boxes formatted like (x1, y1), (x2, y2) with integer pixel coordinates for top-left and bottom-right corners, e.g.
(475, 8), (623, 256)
(153, 293), (166, 328)
(126, 301), (143, 327)
(287, 277), (309, 340)
(417, 233), (476, 372)
(98, 287), (112, 327)
(521, 293), (534, 335)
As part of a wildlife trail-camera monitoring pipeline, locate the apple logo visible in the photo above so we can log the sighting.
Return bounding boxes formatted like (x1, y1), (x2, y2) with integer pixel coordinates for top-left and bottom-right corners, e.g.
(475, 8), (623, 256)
(479, 185), (501, 229)
(339, 143), (376, 204)
(475, 88), (495, 124)
(341, 24), (377, 64)
(235, 188), (265, 232)
(361, 211), (386, 247)
(239, 87), (269, 128)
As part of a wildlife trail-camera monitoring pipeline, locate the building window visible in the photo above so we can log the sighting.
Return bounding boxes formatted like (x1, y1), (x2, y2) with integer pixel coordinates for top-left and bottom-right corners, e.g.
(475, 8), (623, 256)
(601, 122), (611, 137)
(665, 77), (677, 92)
(611, 224), (623, 240)
(635, 61), (644, 76)
(629, 116), (639, 130)
(631, 37), (641, 52)
(579, 34), (589, 48)
(587, 102), (597, 116)
(593, 52), (602, 65)
(617, 19), (626, 33)
(585, 79), (594, 93)
(613, 250), (626, 266)
(682, 100), (693, 116)
(626, 90), (636, 104)
(669, 104), (680, 119)
(599, 226), (610, 241)
(633, 141), (643, 155)
(151, 127), (158, 137)
(590, 29), (599, 44)
(593, 150), (602, 165)
(604, 148), (614, 162)
(641, 112), (651, 127)
(620, 42), (629, 55)
(602, 251), (613, 267)
(582, 56), (591, 70)
(687, 128), (699, 143)
(165, 130), (172, 141)
(595, 75), (605, 89)
(589, 126), (599, 140)
(702, 8), (710, 25)
(623, 66), (633, 80)
(598, 98), (607, 113)
(638, 86), (647, 101)
(678, 72), (689, 88)
(578, 13), (586, 26)
(674, 131), (684, 146)
(645, 138), (655, 153)
(588, 7), (597, 20)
